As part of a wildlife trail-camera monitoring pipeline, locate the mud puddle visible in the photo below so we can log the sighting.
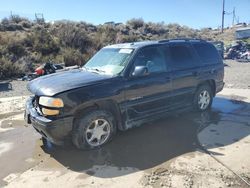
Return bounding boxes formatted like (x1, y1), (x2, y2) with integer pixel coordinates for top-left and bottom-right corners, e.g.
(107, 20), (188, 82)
(38, 110), (222, 177)
(0, 115), (41, 186)
(1, 94), (249, 187)
(36, 95), (245, 172)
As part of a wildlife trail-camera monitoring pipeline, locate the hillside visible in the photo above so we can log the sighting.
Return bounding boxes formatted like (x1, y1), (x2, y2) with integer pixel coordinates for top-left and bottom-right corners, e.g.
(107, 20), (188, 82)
(0, 16), (236, 79)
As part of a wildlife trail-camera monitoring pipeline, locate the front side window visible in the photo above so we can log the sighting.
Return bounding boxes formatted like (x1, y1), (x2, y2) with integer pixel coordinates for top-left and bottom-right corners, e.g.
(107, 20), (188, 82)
(84, 48), (133, 75)
(133, 46), (167, 74)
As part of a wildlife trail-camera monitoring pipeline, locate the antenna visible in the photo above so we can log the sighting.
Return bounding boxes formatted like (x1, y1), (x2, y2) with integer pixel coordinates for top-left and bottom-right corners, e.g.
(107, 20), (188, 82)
(35, 13), (45, 24)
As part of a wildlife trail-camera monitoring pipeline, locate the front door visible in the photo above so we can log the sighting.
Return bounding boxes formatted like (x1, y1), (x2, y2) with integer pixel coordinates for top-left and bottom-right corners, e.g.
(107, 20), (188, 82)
(124, 46), (172, 122)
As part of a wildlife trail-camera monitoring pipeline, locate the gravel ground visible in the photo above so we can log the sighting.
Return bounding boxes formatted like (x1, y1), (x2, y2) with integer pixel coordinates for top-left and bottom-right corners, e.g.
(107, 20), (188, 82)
(0, 80), (30, 98)
(224, 60), (250, 89)
(0, 60), (249, 98)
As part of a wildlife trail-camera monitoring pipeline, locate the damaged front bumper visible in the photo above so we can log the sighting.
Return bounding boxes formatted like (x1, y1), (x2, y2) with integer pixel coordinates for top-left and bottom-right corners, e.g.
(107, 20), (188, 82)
(25, 97), (73, 145)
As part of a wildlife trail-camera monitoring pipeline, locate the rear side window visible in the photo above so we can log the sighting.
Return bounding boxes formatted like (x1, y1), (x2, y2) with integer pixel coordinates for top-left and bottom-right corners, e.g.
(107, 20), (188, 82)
(193, 43), (220, 64)
(169, 44), (196, 70)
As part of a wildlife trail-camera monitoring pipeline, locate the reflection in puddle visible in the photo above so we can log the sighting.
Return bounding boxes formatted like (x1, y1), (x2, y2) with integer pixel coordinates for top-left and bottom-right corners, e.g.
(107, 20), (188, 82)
(212, 96), (245, 113)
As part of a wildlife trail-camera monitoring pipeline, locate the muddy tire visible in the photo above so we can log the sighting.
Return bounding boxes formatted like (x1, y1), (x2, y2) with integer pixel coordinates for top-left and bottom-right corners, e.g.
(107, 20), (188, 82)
(72, 110), (116, 150)
(193, 84), (213, 111)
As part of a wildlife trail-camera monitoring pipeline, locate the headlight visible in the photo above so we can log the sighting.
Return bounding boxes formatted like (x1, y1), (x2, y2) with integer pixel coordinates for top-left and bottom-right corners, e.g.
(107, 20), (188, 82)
(39, 96), (64, 108)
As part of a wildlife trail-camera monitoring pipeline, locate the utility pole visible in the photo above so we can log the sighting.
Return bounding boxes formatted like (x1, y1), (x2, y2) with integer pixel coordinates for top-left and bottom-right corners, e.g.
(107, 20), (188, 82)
(232, 7), (236, 26)
(221, 0), (225, 33)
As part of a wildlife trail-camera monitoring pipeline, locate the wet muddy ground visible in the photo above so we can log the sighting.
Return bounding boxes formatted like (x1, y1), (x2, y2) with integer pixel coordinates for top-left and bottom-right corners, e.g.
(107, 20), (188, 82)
(0, 88), (250, 187)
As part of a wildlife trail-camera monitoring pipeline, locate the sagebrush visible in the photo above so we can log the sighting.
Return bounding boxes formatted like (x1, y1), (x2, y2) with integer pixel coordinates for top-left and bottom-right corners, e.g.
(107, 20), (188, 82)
(0, 15), (236, 79)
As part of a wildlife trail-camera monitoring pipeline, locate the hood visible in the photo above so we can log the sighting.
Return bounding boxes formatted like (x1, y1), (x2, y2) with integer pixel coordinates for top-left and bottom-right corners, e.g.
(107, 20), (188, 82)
(28, 69), (111, 96)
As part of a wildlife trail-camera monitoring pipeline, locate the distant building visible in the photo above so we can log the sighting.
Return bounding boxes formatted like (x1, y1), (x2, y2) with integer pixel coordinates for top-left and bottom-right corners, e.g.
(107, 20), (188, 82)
(235, 27), (250, 39)
(232, 22), (247, 28)
(115, 22), (123, 26)
(103, 22), (123, 26)
(104, 21), (115, 26)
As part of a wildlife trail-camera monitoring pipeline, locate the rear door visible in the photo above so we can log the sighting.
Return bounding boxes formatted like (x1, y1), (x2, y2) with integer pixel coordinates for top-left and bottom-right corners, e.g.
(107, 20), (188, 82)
(124, 45), (172, 121)
(192, 42), (224, 86)
(168, 42), (200, 108)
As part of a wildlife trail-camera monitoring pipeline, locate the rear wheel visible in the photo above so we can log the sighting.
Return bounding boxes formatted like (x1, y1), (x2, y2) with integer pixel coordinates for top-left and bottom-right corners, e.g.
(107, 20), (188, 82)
(193, 85), (213, 111)
(72, 110), (116, 150)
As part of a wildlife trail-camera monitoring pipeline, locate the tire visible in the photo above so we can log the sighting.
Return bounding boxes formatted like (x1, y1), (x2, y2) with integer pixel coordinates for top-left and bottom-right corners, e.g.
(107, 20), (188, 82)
(193, 84), (213, 112)
(72, 110), (116, 150)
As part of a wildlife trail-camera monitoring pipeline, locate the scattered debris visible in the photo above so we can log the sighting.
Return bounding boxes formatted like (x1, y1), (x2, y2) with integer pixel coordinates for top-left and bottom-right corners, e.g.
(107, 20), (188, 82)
(225, 41), (250, 61)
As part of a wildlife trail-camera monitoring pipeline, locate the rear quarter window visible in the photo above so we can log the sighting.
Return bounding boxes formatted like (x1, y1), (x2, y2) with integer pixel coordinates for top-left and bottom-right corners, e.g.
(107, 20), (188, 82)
(192, 42), (221, 64)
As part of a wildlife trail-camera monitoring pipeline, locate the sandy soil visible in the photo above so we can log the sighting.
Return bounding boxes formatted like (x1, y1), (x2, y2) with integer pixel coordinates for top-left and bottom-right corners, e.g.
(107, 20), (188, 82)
(0, 88), (250, 188)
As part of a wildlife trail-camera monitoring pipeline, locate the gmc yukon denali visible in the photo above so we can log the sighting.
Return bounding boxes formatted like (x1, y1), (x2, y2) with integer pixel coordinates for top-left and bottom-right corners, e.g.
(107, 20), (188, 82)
(25, 39), (224, 149)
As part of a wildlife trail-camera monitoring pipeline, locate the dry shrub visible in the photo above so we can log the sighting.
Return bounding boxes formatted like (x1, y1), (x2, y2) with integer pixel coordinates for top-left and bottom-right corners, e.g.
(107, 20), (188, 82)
(0, 58), (23, 79)
(63, 48), (85, 67)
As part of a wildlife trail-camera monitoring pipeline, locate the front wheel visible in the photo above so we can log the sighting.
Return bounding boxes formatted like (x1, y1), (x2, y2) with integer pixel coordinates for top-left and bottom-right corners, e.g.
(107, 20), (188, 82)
(72, 110), (116, 150)
(193, 85), (213, 111)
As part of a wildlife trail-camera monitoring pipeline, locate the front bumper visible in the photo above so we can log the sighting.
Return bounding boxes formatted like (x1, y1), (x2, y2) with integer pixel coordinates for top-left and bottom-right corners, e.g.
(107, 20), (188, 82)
(25, 97), (73, 145)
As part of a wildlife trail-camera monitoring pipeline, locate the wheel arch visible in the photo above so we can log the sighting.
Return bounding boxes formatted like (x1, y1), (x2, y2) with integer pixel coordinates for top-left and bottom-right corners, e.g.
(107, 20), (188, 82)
(73, 99), (123, 131)
(197, 79), (216, 96)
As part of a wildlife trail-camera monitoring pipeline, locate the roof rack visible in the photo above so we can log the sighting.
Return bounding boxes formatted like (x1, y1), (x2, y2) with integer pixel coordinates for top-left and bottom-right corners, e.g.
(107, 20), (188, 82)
(158, 38), (206, 43)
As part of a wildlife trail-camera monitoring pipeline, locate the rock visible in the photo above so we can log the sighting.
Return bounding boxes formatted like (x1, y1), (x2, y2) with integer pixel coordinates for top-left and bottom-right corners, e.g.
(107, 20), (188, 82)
(154, 168), (168, 175)
(225, 182), (230, 187)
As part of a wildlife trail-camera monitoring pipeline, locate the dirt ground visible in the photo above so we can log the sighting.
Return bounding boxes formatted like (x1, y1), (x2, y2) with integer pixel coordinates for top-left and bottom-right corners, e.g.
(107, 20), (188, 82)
(0, 60), (250, 188)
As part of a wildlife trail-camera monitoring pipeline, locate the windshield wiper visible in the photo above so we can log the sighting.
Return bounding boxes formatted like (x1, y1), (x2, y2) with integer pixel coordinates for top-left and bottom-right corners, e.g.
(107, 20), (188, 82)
(93, 68), (105, 73)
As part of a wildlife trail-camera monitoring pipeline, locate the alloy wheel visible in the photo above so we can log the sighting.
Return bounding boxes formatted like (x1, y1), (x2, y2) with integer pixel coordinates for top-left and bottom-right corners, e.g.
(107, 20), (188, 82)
(198, 90), (211, 110)
(85, 119), (111, 147)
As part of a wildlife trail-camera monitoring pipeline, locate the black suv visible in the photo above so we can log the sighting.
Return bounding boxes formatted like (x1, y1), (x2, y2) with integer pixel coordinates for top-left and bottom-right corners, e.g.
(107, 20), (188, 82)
(25, 39), (224, 149)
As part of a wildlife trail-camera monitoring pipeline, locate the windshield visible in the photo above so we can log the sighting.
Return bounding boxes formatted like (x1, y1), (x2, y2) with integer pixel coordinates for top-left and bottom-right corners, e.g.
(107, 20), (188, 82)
(84, 48), (134, 75)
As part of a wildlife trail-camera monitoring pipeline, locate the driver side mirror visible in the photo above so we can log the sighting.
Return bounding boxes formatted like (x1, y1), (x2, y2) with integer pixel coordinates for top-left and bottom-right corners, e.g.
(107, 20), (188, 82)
(132, 66), (148, 77)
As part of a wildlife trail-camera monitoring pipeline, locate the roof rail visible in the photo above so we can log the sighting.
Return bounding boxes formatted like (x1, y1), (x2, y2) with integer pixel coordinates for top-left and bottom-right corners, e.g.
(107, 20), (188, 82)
(158, 38), (206, 43)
